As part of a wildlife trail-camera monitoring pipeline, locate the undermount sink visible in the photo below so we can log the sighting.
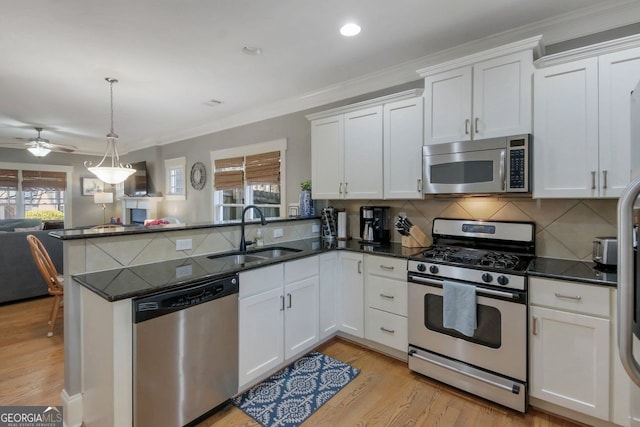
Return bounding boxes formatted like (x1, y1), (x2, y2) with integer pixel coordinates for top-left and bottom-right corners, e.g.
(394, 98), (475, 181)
(207, 247), (302, 265)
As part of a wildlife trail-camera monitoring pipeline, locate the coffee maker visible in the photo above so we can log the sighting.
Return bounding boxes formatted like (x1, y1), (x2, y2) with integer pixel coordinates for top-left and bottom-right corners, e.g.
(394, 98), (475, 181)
(359, 206), (390, 244)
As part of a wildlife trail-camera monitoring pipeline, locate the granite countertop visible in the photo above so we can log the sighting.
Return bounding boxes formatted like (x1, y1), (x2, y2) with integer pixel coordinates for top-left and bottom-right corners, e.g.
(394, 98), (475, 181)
(72, 238), (415, 302)
(527, 257), (617, 287)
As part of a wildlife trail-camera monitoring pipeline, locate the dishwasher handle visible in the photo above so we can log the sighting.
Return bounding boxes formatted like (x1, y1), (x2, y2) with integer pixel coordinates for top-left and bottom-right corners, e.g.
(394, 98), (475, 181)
(133, 273), (239, 323)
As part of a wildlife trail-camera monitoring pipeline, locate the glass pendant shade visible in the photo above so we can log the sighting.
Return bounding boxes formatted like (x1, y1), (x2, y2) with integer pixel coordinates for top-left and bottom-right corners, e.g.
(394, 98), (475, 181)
(85, 77), (135, 185)
(27, 146), (51, 157)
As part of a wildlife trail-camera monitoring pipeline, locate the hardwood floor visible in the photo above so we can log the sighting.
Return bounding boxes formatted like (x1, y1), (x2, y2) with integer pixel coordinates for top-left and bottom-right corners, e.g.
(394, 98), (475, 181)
(1, 297), (584, 426)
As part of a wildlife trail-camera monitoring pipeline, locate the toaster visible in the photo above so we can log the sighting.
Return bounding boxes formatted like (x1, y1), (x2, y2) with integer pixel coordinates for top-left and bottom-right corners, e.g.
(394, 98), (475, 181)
(593, 237), (617, 266)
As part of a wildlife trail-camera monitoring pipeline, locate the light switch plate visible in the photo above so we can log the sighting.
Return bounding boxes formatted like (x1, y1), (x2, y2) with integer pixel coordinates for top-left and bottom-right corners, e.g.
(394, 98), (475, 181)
(273, 228), (284, 238)
(176, 239), (192, 251)
(312, 224), (320, 233)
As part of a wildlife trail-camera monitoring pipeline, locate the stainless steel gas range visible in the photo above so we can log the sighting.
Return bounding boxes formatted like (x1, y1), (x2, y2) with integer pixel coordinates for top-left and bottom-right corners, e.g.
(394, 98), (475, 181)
(407, 218), (535, 412)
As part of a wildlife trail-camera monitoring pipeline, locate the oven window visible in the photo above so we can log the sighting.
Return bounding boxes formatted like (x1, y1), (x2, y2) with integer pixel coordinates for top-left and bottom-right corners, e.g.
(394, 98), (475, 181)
(424, 294), (502, 348)
(430, 160), (493, 184)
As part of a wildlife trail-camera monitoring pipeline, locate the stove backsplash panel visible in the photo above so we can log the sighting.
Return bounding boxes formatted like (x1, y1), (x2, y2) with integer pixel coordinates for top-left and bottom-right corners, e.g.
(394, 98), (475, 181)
(330, 198), (616, 262)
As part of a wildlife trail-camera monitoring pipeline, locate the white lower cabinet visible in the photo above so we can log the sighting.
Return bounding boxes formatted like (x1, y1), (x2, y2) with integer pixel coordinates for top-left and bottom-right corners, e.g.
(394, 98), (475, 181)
(338, 251), (364, 337)
(529, 277), (611, 420)
(238, 257), (319, 388)
(319, 251), (338, 339)
(363, 255), (408, 352)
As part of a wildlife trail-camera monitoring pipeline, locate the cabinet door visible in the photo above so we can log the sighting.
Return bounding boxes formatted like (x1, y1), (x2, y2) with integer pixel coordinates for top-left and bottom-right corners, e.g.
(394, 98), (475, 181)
(344, 106), (383, 199)
(473, 50), (533, 139)
(338, 252), (364, 337)
(238, 287), (284, 388)
(598, 47), (640, 197)
(319, 252), (338, 339)
(311, 115), (344, 199)
(533, 58), (599, 198)
(383, 97), (424, 199)
(284, 276), (319, 360)
(424, 66), (472, 145)
(530, 305), (610, 419)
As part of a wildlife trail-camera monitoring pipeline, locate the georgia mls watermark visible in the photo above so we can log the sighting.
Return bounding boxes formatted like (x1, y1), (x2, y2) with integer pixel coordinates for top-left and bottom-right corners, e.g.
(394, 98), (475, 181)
(0, 406), (62, 427)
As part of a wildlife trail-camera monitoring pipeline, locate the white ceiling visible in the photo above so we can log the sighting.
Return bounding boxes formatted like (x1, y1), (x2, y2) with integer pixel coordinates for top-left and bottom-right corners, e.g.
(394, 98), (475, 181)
(1, 0), (639, 156)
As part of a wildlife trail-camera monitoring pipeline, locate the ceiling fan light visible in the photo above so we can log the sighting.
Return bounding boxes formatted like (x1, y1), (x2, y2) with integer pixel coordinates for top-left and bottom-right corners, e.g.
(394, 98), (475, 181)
(87, 166), (135, 185)
(27, 145), (51, 157)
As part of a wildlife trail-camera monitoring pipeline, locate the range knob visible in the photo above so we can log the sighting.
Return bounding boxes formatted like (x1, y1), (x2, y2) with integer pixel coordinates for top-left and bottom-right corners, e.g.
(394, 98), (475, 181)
(497, 275), (509, 286)
(429, 265), (439, 274)
(417, 263), (426, 272)
(481, 273), (493, 283)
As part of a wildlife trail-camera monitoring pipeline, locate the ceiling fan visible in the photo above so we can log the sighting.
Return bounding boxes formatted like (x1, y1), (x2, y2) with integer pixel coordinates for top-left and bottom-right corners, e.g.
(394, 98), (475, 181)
(16, 127), (78, 157)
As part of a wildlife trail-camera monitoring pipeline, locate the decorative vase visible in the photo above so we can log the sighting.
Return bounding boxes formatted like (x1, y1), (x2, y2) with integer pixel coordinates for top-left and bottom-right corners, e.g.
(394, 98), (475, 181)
(299, 190), (313, 217)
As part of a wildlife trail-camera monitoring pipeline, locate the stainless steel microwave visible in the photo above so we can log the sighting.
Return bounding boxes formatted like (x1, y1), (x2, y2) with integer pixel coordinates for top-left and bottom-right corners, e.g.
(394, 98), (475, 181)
(422, 134), (531, 195)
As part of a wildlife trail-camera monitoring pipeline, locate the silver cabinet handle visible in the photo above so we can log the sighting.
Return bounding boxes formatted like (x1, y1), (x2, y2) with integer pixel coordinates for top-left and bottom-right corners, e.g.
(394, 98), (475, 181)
(603, 170), (608, 189)
(357, 260), (362, 274)
(380, 326), (395, 334)
(474, 117), (479, 134)
(344, 182), (348, 194)
(532, 316), (538, 335)
(287, 293), (292, 308)
(464, 119), (470, 135)
(554, 292), (581, 301)
(280, 295), (285, 311)
(417, 178), (422, 192)
(591, 171), (596, 190)
(379, 293), (395, 300)
(380, 265), (394, 271)
(339, 182), (343, 195)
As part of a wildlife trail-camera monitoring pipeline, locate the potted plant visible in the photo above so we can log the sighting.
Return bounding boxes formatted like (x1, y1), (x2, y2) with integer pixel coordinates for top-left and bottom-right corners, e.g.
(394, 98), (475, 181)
(299, 180), (313, 217)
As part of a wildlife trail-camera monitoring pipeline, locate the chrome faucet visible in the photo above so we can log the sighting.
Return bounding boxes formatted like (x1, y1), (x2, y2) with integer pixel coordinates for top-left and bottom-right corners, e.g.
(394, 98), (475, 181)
(239, 205), (268, 252)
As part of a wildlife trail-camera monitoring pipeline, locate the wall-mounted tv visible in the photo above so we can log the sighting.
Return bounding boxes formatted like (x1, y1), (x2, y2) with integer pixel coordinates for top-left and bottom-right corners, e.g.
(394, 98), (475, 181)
(124, 161), (148, 196)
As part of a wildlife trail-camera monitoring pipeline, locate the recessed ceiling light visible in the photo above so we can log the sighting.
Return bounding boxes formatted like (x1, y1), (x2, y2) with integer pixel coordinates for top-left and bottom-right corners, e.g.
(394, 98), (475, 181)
(340, 23), (361, 37)
(242, 46), (263, 55)
(204, 99), (223, 107)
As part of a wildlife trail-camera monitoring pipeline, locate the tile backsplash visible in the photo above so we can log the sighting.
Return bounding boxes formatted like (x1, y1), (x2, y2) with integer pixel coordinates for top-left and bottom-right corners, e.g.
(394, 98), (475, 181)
(330, 197), (618, 261)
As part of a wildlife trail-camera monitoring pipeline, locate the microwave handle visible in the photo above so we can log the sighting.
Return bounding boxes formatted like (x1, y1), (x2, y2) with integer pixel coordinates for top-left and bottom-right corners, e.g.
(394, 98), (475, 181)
(500, 149), (506, 191)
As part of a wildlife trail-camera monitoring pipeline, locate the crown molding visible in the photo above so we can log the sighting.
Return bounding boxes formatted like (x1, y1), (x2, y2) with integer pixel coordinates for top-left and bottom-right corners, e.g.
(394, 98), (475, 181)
(535, 33), (640, 68)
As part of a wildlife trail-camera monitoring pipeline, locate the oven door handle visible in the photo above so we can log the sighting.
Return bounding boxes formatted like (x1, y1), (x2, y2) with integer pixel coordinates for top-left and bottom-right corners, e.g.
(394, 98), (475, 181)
(408, 349), (521, 394)
(408, 274), (519, 300)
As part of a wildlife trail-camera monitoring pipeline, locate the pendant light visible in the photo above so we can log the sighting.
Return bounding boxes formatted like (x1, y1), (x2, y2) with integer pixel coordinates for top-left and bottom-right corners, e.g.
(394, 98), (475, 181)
(84, 77), (136, 185)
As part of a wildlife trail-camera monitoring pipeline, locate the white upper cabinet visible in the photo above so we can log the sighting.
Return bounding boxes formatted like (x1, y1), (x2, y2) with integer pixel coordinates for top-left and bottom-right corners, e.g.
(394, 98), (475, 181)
(419, 38), (540, 146)
(533, 37), (640, 198)
(383, 97), (424, 199)
(307, 89), (423, 200)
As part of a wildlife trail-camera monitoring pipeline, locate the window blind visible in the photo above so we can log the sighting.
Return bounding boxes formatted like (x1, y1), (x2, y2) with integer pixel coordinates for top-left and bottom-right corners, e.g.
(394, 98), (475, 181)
(245, 151), (280, 185)
(22, 170), (67, 191)
(0, 169), (19, 190)
(214, 157), (244, 190)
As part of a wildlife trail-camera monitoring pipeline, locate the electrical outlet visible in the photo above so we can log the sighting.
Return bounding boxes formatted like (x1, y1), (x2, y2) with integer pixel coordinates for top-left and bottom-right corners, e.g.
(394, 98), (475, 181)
(176, 239), (192, 251)
(273, 228), (284, 238)
(312, 224), (320, 233)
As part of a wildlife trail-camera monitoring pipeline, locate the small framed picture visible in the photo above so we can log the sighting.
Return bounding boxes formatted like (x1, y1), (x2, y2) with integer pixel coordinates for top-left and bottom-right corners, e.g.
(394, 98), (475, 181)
(82, 177), (104, 196)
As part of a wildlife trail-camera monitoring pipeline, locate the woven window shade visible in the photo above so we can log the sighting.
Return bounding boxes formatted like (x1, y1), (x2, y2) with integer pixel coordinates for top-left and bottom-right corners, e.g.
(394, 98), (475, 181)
(214, 157), (244, 190)
(0, 169), (19, 190)
(22, 170), (67, 191)
(245, 151), (280, 185)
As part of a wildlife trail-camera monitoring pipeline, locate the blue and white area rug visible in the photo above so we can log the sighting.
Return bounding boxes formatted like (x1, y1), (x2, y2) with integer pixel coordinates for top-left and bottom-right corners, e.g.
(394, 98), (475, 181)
(232, 351), (360, 427)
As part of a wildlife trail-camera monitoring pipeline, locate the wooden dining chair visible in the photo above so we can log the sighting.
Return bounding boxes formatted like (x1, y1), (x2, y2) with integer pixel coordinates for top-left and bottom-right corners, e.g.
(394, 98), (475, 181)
(27, 234), (64, 337)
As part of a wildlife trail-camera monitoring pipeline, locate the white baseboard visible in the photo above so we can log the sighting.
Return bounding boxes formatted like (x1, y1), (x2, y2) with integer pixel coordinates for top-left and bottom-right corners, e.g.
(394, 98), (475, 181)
(61, 389), (83, 427)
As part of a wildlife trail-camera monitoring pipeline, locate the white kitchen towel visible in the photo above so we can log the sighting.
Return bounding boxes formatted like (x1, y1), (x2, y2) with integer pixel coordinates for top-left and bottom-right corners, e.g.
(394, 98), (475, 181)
(442, 280), (477, 337)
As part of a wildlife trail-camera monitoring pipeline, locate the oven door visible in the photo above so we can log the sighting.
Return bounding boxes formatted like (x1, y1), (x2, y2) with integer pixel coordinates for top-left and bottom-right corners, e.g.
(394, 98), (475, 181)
(408, 275), (526, 381)
(423, 147), (505, 194)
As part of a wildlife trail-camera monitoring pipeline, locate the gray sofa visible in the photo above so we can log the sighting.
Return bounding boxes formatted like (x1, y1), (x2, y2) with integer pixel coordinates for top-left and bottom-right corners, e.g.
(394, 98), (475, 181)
(0, 219), (63, 304)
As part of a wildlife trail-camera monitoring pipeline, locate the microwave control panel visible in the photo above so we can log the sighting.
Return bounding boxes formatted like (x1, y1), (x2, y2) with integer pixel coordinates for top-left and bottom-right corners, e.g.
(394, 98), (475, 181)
(506, 136), (529, 192)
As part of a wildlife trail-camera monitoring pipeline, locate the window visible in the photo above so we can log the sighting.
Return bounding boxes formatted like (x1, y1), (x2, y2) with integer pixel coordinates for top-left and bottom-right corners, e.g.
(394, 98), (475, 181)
(164, 157), (186, 200)
(211, 139), (286, 223)
(0, 163), (72, 224)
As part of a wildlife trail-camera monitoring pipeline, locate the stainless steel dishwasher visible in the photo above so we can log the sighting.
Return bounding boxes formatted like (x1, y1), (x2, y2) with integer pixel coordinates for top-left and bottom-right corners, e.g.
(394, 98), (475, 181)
(133, 274), (239, 427)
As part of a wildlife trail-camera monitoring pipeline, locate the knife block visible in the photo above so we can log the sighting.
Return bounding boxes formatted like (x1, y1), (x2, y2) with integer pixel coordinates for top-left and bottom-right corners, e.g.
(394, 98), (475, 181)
(401, 226), (430, 248)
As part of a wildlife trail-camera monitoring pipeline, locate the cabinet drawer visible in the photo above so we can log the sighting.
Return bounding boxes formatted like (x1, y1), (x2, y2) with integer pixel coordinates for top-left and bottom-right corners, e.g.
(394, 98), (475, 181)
(239, 264), (283, 298)
(365, 307), (408, 351)
(364, 255), (406, 280)
(285, 256), (319, 284)
(529, 277), (610, 317)
(365, 275), (408, 316)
